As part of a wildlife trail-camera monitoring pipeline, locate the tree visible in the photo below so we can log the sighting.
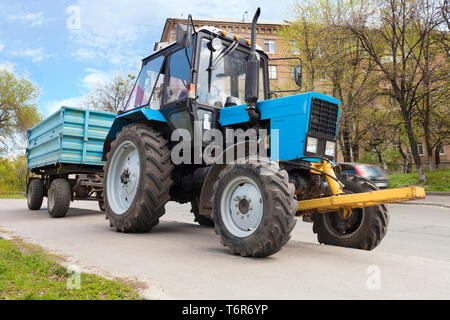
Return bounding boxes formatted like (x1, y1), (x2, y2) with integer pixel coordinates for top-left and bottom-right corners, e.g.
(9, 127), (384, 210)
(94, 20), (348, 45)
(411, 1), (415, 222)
(0, 155), (27, 194)
(342, 0), (447, 181)
(279, 3), (323, 92)
(414, 10), (449, 171)
(280, 0), (382, 162)
(84, 74), (135, 113)
(0, 69), (42, 154)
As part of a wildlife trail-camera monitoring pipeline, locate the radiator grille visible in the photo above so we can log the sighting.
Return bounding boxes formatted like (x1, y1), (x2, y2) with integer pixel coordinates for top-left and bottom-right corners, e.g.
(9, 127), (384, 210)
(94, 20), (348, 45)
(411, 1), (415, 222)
(309, 98), (339, 137)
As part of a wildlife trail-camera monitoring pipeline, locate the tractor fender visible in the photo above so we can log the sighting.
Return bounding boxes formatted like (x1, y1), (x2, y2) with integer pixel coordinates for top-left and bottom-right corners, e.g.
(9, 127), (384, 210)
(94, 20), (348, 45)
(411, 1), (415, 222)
(102, 107), (167, 161)
(198, 139), (263, 216)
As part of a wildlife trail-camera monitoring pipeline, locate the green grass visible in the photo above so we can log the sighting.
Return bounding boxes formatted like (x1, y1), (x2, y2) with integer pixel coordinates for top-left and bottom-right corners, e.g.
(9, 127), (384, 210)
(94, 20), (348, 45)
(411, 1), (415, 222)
(0, 194), (26, 199)
(388, 168), (450, 192)
(0, 237), (143, 300)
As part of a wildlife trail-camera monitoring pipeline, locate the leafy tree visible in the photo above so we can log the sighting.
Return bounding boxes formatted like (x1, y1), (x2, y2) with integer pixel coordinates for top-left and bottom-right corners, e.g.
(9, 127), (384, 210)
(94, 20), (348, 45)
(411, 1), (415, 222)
(84, 74), (136, 113)
(0, 155), (27, 194)
(0, 69), (42, 153)
(342, 0), (447, 181)
(280, 0), (382, 162)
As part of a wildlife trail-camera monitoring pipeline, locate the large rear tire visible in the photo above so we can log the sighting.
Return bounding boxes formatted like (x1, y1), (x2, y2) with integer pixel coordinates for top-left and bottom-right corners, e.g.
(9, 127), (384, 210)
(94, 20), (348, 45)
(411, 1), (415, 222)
(27, 179), (44, 210)
(104, 123), (174, 233)
(212, 159), (297, 257)
(47, 178), (71, 218)
(312, 174), (389, 250)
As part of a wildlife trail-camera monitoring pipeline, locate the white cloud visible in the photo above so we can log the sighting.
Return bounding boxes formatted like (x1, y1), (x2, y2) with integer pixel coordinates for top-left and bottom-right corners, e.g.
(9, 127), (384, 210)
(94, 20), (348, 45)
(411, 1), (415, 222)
(81, 68), (110, 89)
(7, 11), (50, 27)
(42, 96), (86, 115)
(68, 0), (289, 69)
(0, 62), (16, 72)
(11, 47), (54, 63)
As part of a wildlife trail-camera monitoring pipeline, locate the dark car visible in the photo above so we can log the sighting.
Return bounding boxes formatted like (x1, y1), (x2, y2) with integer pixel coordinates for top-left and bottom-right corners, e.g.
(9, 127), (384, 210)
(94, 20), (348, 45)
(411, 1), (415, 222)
(337, 162), (389, 189)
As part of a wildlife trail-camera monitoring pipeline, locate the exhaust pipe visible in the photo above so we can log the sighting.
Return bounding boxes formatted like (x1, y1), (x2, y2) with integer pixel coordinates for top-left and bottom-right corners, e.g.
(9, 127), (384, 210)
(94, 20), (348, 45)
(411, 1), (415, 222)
(244, 7), (261, 123)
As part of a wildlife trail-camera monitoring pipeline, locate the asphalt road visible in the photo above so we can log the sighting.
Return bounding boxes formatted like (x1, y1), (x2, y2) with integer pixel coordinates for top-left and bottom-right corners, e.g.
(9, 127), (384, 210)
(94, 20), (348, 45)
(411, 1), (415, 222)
(0, 198), (449, 299)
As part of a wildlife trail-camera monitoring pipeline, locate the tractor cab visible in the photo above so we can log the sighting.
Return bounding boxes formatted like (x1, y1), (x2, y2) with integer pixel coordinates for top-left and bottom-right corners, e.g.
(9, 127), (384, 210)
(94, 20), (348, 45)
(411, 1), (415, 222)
(121, 23), (301, 136)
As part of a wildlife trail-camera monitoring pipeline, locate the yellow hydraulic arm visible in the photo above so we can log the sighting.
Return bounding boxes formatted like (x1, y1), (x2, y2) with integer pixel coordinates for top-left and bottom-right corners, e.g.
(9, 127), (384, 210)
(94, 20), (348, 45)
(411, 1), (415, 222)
(297, 186), (426, 214)
(297, 160), (426, 214)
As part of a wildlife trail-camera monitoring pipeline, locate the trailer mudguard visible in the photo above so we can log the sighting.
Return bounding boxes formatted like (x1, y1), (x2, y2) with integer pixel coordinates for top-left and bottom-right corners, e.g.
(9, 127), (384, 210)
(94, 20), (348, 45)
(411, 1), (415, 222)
(101, 107), (167, 160)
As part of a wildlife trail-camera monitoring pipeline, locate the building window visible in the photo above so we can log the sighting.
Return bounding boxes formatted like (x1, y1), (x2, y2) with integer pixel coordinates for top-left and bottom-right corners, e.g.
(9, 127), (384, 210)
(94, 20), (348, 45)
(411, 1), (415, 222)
(242, 27), (246, 33)
(439, 146), (445, 155)
(289, 41), (300, 55)
(417, 144), (424, 156)
(264, 40), (276, 53)
(268, 65), (277, 79)
(261, 28), (265, 33)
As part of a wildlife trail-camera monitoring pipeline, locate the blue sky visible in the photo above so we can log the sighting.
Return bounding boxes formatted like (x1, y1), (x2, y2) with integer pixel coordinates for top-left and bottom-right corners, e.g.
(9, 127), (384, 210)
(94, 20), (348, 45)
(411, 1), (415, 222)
(0, 0), (295, 116)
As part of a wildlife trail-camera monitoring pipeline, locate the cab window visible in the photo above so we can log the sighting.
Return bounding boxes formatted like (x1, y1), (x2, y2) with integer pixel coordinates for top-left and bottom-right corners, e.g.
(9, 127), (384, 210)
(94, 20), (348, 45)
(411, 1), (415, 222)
(166, 48), (192, 104)
(125, 55), (164, 111)
(197, 38), (265, 108)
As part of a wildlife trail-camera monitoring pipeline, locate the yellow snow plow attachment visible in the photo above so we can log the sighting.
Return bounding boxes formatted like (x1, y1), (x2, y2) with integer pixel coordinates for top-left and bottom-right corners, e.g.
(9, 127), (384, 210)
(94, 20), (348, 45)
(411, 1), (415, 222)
(297, 186), (426, 214)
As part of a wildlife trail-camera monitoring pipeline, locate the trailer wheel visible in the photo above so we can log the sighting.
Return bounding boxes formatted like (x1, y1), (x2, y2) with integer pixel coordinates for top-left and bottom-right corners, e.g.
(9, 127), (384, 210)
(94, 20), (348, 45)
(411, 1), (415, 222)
(211, 159), (297, 257)
(104, 123), (173, 233)
(27, 179), (44, 210)
(312, 174), (389, 250)
(191, 197), (214, 227)
(47, 178), (71, 218)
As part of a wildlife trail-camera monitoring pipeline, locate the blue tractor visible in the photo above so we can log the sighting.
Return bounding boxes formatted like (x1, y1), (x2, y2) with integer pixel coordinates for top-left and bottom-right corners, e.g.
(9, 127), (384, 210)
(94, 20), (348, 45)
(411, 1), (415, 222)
(101, 9), (424, 257)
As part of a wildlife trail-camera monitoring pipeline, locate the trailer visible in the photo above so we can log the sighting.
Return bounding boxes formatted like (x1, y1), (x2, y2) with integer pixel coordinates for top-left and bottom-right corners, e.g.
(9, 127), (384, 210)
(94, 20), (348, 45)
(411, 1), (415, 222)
(26, 106), (115, 217)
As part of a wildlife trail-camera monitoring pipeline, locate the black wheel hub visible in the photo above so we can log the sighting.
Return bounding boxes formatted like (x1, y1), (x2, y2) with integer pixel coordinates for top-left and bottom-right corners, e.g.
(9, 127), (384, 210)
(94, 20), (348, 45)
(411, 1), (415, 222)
(120, 169), (130, 185)
(238, 199), (250, 214)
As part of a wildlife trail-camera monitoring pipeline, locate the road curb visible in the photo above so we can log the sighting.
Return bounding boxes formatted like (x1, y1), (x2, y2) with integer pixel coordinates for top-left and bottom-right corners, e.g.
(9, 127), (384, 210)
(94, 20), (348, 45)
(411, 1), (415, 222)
(391, 202), (450, 209)
(426, 192), (450, 196)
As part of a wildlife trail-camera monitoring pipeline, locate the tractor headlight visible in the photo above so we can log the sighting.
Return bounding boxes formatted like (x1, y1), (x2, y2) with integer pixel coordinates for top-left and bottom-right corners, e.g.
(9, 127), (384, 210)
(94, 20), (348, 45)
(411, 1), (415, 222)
(306, 137), (318, 153)
(325, 141), (336, 157)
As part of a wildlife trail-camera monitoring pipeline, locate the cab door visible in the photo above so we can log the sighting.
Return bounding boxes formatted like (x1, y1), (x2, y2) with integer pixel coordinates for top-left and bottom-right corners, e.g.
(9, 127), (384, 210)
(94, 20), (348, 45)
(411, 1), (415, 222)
(159, 46), (195, 136)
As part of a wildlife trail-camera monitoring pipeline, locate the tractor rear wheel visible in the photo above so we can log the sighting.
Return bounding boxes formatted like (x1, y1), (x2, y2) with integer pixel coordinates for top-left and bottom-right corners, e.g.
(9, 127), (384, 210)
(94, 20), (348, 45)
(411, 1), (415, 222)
(211, 160), (297, 257)
(312, 174), (389, 250)
(104, 124), (173, 233)
(27, 179), (44, 210)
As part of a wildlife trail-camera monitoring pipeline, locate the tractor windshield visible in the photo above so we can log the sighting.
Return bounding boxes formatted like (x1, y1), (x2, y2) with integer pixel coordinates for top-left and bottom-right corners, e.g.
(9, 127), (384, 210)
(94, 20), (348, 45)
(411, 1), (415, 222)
(124, 55), (165, 112)
(197, 38), (264, 108)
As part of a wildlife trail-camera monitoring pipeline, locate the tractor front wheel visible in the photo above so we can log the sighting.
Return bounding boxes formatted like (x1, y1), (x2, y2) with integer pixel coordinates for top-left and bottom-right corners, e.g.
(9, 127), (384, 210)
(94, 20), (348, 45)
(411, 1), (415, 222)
(312, 174), (389, 250)
(212, 160), (297, 257)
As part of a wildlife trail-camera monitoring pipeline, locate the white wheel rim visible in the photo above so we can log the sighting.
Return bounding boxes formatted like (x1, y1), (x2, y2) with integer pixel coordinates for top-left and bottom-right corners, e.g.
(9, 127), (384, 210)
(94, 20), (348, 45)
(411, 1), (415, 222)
(220, 175), (263, 237)
(106, 140), (140, 215)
